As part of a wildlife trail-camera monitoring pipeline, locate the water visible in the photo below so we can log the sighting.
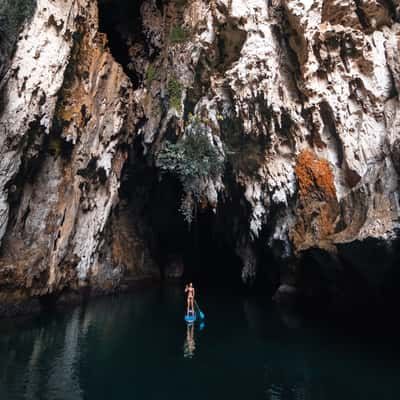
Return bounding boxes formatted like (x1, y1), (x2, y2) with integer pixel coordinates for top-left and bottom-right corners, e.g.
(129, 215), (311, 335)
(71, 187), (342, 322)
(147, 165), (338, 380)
(0, 285), (400, 400)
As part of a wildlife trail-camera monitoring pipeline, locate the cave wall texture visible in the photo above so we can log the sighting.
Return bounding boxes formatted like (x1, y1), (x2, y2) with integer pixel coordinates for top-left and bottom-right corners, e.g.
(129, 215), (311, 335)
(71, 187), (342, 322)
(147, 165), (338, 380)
(0, 0), (400, 314)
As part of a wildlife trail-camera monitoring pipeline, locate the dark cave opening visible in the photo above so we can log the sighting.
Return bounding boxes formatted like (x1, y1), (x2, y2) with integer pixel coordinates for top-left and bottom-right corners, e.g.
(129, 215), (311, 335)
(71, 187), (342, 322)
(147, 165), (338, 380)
(182, 208), (244, 290)
(149, 187), (245, 290)
(296, 240), (400, 320)
(117, 141), (245, 292)
(97, 0), (146, 88)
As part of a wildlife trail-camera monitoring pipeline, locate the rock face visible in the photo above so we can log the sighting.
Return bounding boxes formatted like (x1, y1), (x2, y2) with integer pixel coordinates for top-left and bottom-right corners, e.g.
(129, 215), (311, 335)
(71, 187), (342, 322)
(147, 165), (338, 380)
(0, 0), (399, 314)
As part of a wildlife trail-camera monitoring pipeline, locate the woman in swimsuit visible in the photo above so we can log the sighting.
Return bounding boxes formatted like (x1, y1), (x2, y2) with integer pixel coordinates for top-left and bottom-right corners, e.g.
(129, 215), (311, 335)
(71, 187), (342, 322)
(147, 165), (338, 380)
(185, 282), (195, 316)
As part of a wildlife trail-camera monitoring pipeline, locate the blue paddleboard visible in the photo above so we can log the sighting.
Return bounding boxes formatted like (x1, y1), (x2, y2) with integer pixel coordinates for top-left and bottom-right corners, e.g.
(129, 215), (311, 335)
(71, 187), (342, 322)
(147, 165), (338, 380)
(185, 314), (196, 323)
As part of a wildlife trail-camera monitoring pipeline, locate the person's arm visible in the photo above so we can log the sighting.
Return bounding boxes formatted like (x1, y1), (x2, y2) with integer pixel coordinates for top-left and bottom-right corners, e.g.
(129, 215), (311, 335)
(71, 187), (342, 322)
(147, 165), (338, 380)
(193, 288), (195, 298)
(185, 285), (188, 293)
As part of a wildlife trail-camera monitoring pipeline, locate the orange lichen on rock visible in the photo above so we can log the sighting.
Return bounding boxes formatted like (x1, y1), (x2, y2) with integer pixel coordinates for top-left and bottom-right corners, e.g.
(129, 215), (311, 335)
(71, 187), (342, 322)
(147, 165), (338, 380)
(295, 150), (336, 200)
(292, 150), (339, 253)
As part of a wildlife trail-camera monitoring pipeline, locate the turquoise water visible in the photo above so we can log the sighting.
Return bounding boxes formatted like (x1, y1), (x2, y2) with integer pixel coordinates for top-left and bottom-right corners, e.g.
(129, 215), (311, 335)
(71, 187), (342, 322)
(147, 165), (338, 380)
(0, 285), (399, 399)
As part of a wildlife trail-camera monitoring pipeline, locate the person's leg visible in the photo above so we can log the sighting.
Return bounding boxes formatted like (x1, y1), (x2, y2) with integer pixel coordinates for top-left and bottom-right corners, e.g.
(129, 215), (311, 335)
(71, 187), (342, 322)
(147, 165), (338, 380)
(187, 299), (190, 316)
(189, 324), (193, 339)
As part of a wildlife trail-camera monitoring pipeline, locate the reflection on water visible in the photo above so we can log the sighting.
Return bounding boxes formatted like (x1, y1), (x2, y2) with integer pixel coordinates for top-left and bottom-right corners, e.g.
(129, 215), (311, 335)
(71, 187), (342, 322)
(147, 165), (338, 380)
(0, 307), (85, 400)
(183, 323), (196, 359)
(0, 286), (399, 400)
(264, 363), (310, 400)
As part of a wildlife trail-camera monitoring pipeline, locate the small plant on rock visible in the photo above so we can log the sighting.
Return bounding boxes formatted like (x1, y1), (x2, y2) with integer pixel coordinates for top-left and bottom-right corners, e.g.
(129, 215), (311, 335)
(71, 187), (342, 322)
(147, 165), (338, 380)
(156, 119), (225, 224)
(146, 64), (157, 85)
(169, 25), (190, 44)
(167, 78), (183, 112)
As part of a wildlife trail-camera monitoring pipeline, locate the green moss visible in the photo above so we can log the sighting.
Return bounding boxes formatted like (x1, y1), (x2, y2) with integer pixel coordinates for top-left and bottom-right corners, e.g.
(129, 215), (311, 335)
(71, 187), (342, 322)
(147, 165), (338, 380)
(168, 78), (183, 112)
(146, 64), (157, 85)
(48, 137), (63, 157)
(169, 25), (190, 44)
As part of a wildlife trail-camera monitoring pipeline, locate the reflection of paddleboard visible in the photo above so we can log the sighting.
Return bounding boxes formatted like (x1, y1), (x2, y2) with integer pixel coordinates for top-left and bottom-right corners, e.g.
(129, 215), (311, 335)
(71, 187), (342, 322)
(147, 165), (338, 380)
(185, 314), (196, 323)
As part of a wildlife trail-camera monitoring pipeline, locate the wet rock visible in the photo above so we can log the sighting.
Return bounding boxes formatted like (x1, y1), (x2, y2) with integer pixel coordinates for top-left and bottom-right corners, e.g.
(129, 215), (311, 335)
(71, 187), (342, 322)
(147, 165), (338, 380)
(273, 284), (299, 306)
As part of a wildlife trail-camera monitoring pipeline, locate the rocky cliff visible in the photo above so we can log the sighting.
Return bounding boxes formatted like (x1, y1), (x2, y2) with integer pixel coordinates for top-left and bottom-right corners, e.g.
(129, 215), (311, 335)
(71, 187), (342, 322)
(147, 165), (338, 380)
(0, 0), (399, 315)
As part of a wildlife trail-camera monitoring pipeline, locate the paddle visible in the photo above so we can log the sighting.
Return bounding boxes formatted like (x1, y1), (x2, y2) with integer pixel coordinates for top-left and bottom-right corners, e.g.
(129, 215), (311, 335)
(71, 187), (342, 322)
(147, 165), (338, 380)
(194, 299), (205, 320)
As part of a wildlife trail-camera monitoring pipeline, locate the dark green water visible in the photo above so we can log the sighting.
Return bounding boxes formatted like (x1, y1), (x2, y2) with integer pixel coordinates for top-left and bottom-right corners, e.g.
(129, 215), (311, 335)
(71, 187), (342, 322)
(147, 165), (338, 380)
(0, 285), (399, 400)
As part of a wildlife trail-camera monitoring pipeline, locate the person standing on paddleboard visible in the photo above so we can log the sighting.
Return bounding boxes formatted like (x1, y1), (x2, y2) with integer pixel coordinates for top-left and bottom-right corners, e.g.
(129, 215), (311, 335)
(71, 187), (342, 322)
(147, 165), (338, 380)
(185, 283), (195, 316)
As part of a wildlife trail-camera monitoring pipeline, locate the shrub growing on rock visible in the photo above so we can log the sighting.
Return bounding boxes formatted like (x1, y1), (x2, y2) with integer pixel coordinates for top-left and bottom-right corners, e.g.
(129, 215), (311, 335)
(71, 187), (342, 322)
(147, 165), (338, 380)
(156, 120), (224, 224)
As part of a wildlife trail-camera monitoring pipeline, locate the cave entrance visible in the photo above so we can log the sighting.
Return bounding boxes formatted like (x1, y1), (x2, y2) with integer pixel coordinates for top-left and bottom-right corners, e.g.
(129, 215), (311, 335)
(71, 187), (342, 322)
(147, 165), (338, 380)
(97, 0), (146, 88)
(182, 210), (244, 290)
(145, 177), (244, 290)
(118, 144), (244, 291)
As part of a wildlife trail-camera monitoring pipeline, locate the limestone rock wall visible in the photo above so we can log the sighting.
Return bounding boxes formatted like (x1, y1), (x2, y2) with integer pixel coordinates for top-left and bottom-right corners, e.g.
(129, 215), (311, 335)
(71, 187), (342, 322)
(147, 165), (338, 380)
(0, 0), (157, 311)
(0, 0), (399, 313)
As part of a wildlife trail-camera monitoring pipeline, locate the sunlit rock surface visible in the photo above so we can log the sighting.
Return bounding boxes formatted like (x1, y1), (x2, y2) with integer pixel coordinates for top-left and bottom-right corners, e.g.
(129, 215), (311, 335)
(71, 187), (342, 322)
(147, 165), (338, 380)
(0, 0), (399, 313)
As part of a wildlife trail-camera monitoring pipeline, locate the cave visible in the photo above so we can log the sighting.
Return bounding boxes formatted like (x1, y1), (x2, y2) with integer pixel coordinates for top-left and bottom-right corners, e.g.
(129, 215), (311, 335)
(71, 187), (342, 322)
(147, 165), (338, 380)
(114, 134), (288, 296)
(95, 0), (400, 311)
(5, 1), (400, 396)
(116, 140), (246, 292)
